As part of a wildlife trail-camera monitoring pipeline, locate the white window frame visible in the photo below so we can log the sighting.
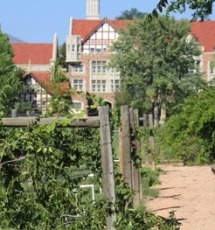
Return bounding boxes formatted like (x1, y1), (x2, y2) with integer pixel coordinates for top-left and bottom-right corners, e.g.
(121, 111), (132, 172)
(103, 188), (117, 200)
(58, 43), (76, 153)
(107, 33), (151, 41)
(72, 79), (84, 91)
(111, 79), (120, 92)
(91, 61), (107, 75)
(72, 64), (84, 74)
(91, 79), (106, 92)
(72, 100), (83, 110)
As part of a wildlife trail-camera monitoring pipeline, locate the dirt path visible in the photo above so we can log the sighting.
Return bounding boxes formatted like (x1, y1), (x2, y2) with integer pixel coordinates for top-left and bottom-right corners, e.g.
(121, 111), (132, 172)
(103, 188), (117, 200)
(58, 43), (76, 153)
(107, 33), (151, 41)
(146, 166), (215, 230)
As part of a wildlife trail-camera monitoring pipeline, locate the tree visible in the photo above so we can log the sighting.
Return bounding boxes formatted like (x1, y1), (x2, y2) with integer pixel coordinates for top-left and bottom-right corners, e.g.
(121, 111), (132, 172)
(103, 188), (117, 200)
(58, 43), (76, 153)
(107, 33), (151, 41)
(51, 59), (69, 83)
(161, 87), (215, 164)
(154, 0), (214, 20)
(110, 15), (206, 121)
(58, 42), (68, 70)
(116, 8), (146, 19)
(0, 30), (23, 116)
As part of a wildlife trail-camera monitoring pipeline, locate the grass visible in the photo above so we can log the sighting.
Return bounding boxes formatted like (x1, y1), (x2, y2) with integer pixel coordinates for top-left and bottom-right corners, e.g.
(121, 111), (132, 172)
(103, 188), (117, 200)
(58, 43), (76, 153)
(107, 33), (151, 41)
(140, 167), (162, 198)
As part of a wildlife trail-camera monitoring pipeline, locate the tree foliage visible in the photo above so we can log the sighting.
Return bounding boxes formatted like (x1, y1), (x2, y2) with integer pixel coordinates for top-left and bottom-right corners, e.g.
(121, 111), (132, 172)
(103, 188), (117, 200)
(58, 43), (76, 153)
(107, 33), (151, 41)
(110, 15), (206, 115)
(58, 42), (68, 70)
(155, 0), (214, 20)
(116, 8), (147, 19)
(160, 87), (215, 164)
(52, 60), (69, 83)
(0, 111), (180, 229)
(0, 30), (23, 115)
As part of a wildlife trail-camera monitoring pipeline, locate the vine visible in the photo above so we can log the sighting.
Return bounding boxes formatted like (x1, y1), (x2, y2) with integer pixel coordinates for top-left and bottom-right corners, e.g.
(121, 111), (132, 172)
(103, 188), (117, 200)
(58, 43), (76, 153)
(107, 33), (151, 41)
(0, 105), (180, 229)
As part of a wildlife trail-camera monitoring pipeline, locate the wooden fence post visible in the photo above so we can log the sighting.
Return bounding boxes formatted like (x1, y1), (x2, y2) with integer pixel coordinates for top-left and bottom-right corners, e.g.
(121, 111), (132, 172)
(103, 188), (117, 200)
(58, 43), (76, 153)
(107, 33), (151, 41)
(153, 105), (159, 127)
(134, 109), (143, 203)
(119, 127), (123, 175)
(148, 113), (155, 170)
(142, 114), (150, 167)
(99, 106), (116, 230)
(130, 108), (141, 207)
(120, 105), (132, 189)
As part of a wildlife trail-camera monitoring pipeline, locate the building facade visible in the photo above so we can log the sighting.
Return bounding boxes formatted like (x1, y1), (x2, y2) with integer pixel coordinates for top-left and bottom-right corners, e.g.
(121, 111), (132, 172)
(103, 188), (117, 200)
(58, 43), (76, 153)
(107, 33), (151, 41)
(66, 0), (215, 115)
(8, 0), (215, 116)
(11, 34), (69, 115)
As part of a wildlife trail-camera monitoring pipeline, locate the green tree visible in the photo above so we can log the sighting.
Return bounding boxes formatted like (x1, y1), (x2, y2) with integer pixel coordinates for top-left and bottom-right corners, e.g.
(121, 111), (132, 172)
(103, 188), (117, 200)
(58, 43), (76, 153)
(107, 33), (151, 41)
(52, 60), (69, 83)
(110, 15), (206, 120)
(161, 87), (215, 164)
(116, 8), (147, 19)
(58, 42), (68, 70)
(154, 0), (214, 20)
(0, 30), (23, 116)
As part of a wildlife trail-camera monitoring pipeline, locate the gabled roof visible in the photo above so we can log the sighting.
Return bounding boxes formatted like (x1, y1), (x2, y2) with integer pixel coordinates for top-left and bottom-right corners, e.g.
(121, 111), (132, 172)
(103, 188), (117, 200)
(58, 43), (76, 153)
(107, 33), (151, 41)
(72, 18), (215, 52)
(24, 72), (70, 96)
(72, 18), (132, 41)
(7, 34), (24, 43)
(191, 21), (215, 52)
(12, 43), (53, 65)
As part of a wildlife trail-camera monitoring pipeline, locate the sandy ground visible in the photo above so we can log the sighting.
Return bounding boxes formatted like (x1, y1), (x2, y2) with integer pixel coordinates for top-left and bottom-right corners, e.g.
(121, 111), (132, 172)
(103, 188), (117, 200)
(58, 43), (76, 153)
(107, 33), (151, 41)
(146, 166), (215, 230)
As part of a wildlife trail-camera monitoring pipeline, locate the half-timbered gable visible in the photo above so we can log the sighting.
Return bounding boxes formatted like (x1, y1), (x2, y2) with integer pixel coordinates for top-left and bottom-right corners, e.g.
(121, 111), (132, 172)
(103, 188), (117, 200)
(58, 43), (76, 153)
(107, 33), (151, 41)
(21, 72), (52, 115)
(82, 20), (120, 54)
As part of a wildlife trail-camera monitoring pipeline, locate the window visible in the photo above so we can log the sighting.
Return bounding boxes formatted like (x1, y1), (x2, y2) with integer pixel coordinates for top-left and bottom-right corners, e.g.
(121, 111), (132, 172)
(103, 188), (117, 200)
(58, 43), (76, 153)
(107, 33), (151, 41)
(72, 64), (84, 73)
(96, 48), (101, 54)
(210, 68), (214, 74)
(68, 45), (71, 52)
(91, 61), (106, 74)
(111, 79), (120, 92)
(73, 101), (83, 110)
(25, 77), (32, 85)
(72, 45), (75, 52)
(90, 48), (95, 54)
(91, 80), (106, 92)
(73, 79), (84, 91)
(110, 67), (118, 73)
(36, 102), (41, 109)
(42, 101), (47, 106)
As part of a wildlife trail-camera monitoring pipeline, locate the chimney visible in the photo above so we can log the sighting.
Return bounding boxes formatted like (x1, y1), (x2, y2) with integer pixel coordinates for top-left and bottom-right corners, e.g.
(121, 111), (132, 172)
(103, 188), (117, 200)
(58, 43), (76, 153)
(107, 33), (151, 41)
(86, 0), (100, 20)
(69, 17), (73, 35)
(52, 33), (58, 62)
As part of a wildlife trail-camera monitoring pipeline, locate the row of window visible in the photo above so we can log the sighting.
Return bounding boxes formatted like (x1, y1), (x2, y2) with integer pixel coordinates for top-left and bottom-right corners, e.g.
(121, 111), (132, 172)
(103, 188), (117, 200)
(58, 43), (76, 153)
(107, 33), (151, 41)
(72, 61), (119, 74)
(72, 79), (120, 92)
(68, 44), (82, 53)
(68, 45), (108, 54)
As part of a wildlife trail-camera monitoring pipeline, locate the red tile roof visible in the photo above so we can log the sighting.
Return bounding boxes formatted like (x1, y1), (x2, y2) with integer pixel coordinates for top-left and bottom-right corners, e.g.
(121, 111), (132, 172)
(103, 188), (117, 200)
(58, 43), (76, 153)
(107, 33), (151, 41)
(12, 43), (53, 65)
(24, 72), (70, 95)
(73, 18), (215, 52)
(72, 19), (132, 40)
(191, 21), (215, 52)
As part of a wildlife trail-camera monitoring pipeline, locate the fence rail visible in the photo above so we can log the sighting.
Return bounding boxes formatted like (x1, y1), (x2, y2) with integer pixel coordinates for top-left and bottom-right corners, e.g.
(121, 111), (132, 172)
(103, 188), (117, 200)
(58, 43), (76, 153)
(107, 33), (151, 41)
(2, 117), (100, 128)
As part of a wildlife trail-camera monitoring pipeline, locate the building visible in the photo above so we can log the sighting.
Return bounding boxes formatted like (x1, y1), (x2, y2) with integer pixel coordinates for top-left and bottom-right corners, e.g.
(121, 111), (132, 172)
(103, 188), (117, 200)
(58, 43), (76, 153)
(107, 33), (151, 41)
(191, 21), (215, 82)
(6, 0), (215, 116)
(65, 0), (215, 115)
(11, 34), (69, 115)
(66, 0), (131, 114)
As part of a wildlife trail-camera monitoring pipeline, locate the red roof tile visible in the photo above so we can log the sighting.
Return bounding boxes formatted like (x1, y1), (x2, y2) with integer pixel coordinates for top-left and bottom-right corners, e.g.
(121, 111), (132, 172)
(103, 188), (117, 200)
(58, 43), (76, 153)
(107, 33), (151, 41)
(73, 18), (215, 52)
(23, 72), (70, 95)
(72, 19), (132, 40)
(12, 43), (53, 65)
(191, 21), (215, 52)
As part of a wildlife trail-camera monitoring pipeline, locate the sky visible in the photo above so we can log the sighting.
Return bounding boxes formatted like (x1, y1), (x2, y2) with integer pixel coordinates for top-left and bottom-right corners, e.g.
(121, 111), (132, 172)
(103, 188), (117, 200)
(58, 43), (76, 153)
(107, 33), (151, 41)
(0, 0), (214, 44)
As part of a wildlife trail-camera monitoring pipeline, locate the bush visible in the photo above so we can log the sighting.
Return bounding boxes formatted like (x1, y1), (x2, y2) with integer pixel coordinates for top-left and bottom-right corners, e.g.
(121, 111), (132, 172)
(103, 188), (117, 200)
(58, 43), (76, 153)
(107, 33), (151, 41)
(160, 88), (215, 165)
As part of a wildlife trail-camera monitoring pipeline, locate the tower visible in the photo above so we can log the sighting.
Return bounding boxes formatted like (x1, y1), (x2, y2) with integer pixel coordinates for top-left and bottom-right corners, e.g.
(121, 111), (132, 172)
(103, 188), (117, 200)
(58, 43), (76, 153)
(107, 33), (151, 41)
(86, 0), (100, 20)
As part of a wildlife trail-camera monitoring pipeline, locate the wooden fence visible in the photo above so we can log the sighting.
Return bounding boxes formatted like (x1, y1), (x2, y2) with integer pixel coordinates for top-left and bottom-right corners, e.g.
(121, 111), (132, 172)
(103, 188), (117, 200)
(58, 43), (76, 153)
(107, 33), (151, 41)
(2, 105), (154, 230)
